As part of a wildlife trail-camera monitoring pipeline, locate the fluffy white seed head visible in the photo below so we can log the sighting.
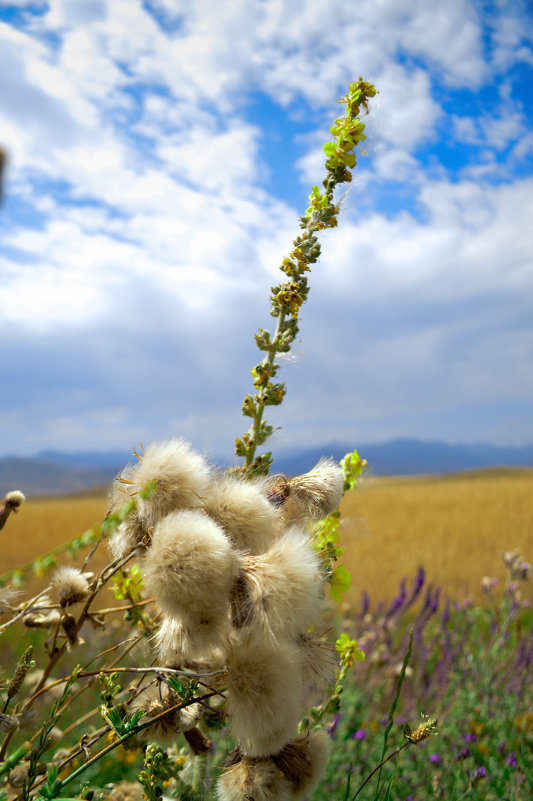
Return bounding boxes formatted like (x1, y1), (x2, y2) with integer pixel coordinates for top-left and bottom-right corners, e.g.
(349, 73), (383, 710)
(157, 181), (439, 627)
(4, 490), (25, 508)
(273, 728), (331, 798)
(0, 586), (22, 616)
(115, 439), (211, 529)
(130, 683), (203, 744)
(143, 510), (238, 640)
(52, 567), (90, 608)
(153, 615), (228, 664)
(108, 518), (147, 560)
(203, 476), (280, 555)
(230, 528), (324, 639)
(225, 635), (303, 757)
(216, 755), (292, 801)
(281, 459), (344, 526)
(297, 633), (337, 691)
(216, 730), (329, 801)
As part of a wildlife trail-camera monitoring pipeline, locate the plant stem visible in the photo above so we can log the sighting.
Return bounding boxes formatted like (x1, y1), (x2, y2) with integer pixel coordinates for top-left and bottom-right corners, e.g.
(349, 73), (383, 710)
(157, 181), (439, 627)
(54, 692), (218, 794)
(351, 742), (410, 800)
(244, 310), (286, 470)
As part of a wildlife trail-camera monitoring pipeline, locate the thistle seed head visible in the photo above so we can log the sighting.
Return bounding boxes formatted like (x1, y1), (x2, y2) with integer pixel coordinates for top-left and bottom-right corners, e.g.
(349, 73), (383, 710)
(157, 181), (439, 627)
(143, 509), (238, 622)
(231, 528), (324, 640)
(131, 683), (202, 745)
(225, 634), (303, 757)
(115, 439), (211, 528)
(203, 475), (281, 554)
(216, 751), (292, 801)
(279, 459), (344, 526)
(52, 566), (90, 607)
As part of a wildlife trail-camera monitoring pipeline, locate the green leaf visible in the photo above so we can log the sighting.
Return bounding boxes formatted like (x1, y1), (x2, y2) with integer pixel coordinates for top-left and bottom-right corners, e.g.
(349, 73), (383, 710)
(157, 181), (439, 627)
(330, 564), (352, 601)
(340, 449), (366, 491)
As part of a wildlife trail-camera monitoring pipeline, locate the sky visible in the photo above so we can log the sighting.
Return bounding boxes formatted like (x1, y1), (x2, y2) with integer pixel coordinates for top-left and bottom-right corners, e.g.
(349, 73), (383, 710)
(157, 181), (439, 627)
(1, 0), (532, 464)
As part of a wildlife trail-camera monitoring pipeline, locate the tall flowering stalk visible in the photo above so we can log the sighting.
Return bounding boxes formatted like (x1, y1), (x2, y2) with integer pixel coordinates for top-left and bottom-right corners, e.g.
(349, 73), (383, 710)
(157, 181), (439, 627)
(236, 78), (377, 476)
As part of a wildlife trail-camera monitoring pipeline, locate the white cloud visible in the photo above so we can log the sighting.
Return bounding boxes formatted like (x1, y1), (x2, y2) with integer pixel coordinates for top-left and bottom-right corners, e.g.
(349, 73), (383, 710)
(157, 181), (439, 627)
(1, 0), (532, 456)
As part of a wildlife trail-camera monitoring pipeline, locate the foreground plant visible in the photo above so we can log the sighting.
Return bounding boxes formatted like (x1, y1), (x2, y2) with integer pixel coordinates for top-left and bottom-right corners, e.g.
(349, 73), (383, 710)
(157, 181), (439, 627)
(0, 78), (377, 801)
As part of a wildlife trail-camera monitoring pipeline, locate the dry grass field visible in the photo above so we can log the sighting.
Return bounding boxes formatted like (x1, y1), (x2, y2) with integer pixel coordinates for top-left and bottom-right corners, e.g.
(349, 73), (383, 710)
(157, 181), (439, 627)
(340, 467), (533, 606)
(2, 468), (532, 605)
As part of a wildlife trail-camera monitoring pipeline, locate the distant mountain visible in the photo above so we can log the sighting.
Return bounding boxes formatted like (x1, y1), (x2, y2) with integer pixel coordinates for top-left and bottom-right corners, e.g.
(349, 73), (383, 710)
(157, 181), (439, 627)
(270, 438), (533, 476)
(1, 439), (532, 497)
(37, 449), (131, 470)
(0, 457), (120, 497)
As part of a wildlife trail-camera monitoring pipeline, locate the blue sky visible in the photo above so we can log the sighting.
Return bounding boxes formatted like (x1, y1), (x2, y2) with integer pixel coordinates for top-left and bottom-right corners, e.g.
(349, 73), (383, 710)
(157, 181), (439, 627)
(1, 0), (532, 463)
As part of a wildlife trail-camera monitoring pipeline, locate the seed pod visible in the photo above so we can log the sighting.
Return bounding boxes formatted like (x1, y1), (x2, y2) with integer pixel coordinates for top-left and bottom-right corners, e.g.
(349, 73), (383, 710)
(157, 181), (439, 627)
(61, 614), (79, 649)
(7, 645), (33, 700)
(0, 714), (18, 733)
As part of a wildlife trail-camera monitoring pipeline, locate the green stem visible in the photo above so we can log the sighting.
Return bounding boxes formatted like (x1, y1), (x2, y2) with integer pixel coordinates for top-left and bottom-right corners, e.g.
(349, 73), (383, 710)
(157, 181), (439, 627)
(0, 744), (31, 777)
(351, 742), (409, 801)
(244, 310), (286, 470)
(51, 692), (218, 794)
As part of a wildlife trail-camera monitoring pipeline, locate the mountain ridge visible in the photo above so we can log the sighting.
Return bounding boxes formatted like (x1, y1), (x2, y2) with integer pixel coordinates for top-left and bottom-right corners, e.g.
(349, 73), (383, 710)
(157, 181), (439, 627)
(1, 439), (532, 497)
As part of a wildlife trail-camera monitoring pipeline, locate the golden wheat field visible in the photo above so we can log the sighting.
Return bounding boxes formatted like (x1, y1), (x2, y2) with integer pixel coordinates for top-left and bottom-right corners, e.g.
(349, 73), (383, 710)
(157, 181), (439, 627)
(2, 469), (532, 605)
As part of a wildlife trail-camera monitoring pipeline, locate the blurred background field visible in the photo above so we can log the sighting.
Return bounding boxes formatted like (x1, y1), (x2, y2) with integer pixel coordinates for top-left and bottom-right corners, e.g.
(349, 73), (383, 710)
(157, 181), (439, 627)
(2, 467), (532, 605)
(341, 467), (533, 606)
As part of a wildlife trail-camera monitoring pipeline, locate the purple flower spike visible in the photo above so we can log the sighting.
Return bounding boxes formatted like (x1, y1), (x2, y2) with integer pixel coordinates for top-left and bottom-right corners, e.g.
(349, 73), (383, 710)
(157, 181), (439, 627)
(471, 765), (486, 781)
(441, 599), (451, 625)
(361, 590), (370, 615)
(506, 752), (517, 767)
(386, 578), (407, 617)
(406, 566), (426, 608)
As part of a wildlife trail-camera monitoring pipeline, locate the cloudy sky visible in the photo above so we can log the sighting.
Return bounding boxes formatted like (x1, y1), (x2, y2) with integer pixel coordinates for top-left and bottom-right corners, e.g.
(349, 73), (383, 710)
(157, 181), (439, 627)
(1, 0), (532, 465)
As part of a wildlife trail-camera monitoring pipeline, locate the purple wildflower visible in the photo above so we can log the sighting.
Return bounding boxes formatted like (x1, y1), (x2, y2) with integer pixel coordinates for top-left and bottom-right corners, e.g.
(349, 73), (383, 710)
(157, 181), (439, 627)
(361, 590), (370, 615)
(506, 752), (517, 767)
(429, 754), (442, 765)
(440, 598), (451, 625)
(386, 578), (407, 617)
(405, 566), (426, 608)
(456, 747), (471, 761)
(352, 729), (366, 740)
(463, 733), (477, 743)
(471, 765), (486, 781)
